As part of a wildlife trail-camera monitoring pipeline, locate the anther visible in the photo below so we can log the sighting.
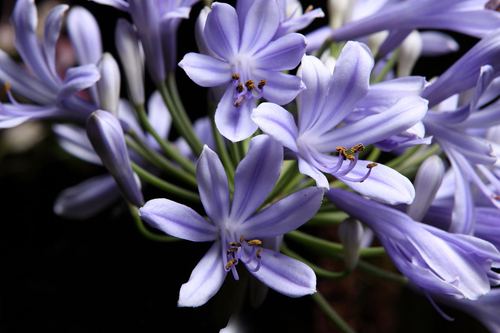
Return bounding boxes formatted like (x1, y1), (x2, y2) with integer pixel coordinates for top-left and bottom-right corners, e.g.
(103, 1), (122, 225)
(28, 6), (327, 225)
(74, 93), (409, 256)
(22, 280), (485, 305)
(236, 83), (244, 93)
(351, 143), (364, 152)
(239, 236), (246, 243)
(336, 147), (348, 160)
(485, 0), (500, 11)
(244, 80), (254, 88)
(367, 162), (378, 169)
(4, 82), (10, 92)
(304, 5), (313, 13)
(226, 258), (238, 270)
(492, 194), (500, 200)
(246, 239), (262, 246)
(258, 79), (267, 89)
(256, 248), (262, 259)
(232, 73), (240, 80)
(227, 248), (239, 255)
(229, 241), (241, 247)
(347, 155), (354, 162)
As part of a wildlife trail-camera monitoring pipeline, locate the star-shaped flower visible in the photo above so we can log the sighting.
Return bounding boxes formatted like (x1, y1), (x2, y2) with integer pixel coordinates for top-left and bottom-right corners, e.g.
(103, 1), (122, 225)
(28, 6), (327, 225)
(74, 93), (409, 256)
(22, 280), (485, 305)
(140, 135), (323, 306)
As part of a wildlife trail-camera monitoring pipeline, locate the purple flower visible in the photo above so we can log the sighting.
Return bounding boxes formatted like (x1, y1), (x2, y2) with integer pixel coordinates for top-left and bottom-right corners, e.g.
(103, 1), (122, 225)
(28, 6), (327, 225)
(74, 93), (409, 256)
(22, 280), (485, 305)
(252, 44), (427, 204)
(139, 135), (322, 307)
(179, 1), (306, 142)
(422, 63), (500, 234)
(327, 188), (500, 300)
(0, 0), (100, 127)
(331, 0), (500, 42)
(91, 0), (200, 82)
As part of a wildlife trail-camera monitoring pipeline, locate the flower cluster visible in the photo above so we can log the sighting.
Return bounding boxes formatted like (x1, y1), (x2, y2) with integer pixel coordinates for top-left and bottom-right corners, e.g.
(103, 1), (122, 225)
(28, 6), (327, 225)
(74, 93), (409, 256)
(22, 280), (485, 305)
(3, 0), (500, 331)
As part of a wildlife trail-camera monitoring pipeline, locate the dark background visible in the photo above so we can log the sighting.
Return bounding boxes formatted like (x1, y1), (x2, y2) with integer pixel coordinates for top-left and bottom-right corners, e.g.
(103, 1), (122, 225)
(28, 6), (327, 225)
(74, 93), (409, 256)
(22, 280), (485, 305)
(0, 0), (489, 332)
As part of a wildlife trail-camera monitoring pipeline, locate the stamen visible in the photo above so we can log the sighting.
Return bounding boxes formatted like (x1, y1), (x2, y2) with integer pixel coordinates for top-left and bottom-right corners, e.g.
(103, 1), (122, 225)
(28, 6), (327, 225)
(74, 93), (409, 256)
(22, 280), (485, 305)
(304, 5), (313, 13)
(229, 241), (241, 247)
(351, 143), (364, 152)
(233, 95), (246, 107)
(256, 248), (262, 259)
(232, 73), (240, 80)
(336, 147), (348, 160)
(236, 82), (244, 93)
(239, 236), (246, 243)
(246, 239), (262, 246)
(226, 258), (238, 270)
(492, 194), (500, 200)
(227, 248), (239, 255)
(346, 155), (354, 162)
(485, 0), (500, 11)
(367, 162), (378, 169)
(258, 79), (267, 89)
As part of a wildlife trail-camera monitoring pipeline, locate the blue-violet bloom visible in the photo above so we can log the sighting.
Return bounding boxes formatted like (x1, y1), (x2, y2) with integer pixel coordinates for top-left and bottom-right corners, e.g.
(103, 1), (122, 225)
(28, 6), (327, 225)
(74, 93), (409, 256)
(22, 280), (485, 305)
(327, 188), (500, 300)
(253, 44), (427, 204)
(140, 135), (322, 307)
(179, 1), (306, 142)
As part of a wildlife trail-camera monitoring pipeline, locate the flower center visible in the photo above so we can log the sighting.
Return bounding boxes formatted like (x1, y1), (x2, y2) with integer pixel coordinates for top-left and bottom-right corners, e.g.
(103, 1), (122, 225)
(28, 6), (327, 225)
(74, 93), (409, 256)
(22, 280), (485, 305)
(225, 235), (263, 280)
(231, 73), (266, 107)
(316, 143), (377, 183)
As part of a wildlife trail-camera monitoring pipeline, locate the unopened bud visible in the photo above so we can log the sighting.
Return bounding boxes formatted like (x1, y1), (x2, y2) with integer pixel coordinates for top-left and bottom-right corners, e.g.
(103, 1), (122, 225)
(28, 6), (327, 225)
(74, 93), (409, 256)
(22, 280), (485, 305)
(397, 30), (422, 77)
(86, 110), (144, 206)
(115, 19), (145, 105)
(338, 217), (363, 271)
(96, 53), (121, 116)
(406, 155), (444, 221)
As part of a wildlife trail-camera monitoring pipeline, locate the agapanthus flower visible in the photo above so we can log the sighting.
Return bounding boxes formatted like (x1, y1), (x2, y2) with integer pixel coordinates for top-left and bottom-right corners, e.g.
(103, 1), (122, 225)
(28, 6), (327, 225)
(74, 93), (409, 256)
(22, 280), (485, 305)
(179, 0), (306, 142)
(253, 44), (427, 204)
(327, 188), (500, 300)
(0, 0), (100, 128)
(90, 0), (200, 81)
(422, 61), (500, 234)
(139, 135), (322, 307)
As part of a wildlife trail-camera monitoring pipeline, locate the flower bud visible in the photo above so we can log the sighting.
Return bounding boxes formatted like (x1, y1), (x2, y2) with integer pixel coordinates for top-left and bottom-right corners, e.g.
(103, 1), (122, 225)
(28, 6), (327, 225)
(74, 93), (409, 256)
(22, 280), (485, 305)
(86, 110), (144, 206)
(398, 30), (422, 77)
(96, 53), (121, 117)
(338, 217), (363, 271)
(115, 19), (145, 106)
(328, 0), (349, 30)
(406, 155), (444, 221)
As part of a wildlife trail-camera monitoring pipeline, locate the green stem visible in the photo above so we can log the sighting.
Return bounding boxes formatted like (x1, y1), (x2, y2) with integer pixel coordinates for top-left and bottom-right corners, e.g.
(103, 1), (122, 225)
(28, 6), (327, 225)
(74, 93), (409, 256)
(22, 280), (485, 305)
(310, 292), (356, 333)
(315, 36), (333, 59)
(357, 259), (408, 285)
(366, 146), (381, 162)
(285, 230), (386, 257)
(126, 132), (197, 188)
(228, 140), (244, 167)
(281, 243), (349, 279)
(371, 48), (400, 84)
(305, 211), (349, 227)
(128, 204), (180, 242)
(163, 75), (204, 156)
(263, 160), (299, 206)
(131, 161), (200, 203)
(384, 145), (420, 169)
(395, 144), (441, 174)
(134, 103), (196, 175)
(209, 114), (235, 192)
